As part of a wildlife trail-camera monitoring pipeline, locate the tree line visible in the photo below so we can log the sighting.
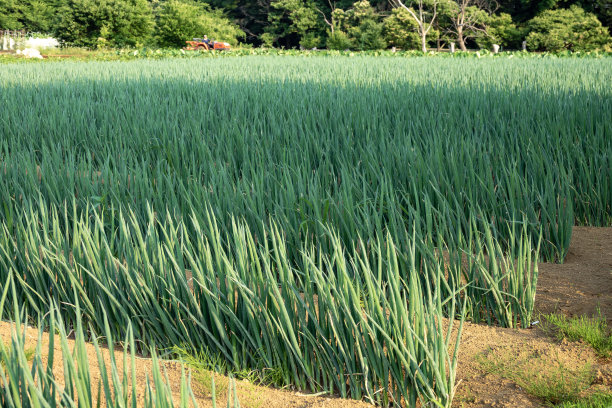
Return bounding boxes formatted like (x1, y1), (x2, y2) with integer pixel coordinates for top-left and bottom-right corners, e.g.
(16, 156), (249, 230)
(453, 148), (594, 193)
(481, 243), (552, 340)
(1, 0), (610, 51)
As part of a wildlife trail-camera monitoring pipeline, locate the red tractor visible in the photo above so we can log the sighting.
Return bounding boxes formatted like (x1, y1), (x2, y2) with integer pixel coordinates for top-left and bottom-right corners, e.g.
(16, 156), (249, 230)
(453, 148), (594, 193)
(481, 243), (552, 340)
(184, 37), (231, 51)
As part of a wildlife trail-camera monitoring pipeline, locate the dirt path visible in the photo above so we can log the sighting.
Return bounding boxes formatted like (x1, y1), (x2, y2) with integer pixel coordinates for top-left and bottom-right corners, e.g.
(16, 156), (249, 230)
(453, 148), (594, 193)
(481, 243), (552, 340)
(1, 227), (610, 407)
(453, 320), (611, 408)
(0, 321), (371, 408)
(537, 226), (612, 325)
(455, 226), (612, 408)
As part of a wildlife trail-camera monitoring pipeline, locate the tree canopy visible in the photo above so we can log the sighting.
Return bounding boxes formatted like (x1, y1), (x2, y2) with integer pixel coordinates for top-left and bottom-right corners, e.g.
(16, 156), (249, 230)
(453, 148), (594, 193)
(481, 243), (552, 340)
(526, 5), (611, 51)
(1, 0), (610, 51)
(155, 0), (243, 47)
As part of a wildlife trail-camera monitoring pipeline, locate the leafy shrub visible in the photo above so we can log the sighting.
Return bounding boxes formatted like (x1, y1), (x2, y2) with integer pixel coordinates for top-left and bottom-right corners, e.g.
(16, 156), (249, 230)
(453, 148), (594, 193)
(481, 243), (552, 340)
(155, 0), (244, 48)
(326, 30), (353, 50)
(259, 32), (276, 47)
(383, 7), (421, 50)
(331, 1), (386, 50)
(299, 31), (321, 49)
(54, 0), (154, 48)
(526, 6), (612, 51)
(477, 13), (524, 50)
(268, 0), (322, 49)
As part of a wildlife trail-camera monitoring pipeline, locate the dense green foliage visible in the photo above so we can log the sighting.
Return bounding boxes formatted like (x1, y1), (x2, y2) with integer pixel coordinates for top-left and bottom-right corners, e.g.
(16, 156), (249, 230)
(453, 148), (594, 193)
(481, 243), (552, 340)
(155, 0), (244, 47)
(0, 206), (466, 406)
(0, 56), (609, 405)
(475, 13), (523, 49)
(53, 0), (155, 48)
(2, 0), (611, 51)
(1, 57), (608, 262)
(0, 0), (55, 30)
(382, 8), (420, 50)
(1, 0), (243, 48)
(334, 0), (387, 50)
(267, 0), (323, 48)
(526, 6), (612, 51)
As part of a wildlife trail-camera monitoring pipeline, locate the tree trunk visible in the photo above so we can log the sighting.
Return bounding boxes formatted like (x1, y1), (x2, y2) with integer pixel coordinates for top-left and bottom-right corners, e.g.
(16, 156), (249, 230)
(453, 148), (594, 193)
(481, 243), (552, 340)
(421, 33), (427, 52)
(457, 27), (467, 51)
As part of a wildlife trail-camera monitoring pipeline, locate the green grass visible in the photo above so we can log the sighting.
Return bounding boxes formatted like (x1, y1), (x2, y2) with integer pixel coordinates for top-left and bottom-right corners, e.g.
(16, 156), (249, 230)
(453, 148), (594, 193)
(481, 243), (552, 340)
(557, 392), (612, 408)
(476, 348), (595, 405)
(543, 311), (612, 358)
(172, 344), (285, 392)
(0, 342), (34, 368)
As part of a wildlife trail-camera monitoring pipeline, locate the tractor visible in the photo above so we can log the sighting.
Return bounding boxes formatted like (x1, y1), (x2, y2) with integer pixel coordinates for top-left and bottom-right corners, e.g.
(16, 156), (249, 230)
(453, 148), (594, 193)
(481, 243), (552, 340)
(184, 37), (231, 51)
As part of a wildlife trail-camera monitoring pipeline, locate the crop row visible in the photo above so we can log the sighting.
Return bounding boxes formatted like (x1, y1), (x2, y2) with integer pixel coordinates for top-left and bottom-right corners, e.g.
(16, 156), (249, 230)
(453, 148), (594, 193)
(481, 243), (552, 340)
(0, 56), (609, 406)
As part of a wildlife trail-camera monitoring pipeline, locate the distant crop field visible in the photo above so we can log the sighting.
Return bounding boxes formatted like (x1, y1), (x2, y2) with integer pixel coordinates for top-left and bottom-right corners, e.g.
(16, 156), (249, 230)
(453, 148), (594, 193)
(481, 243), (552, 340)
(0, 56), (610, 407)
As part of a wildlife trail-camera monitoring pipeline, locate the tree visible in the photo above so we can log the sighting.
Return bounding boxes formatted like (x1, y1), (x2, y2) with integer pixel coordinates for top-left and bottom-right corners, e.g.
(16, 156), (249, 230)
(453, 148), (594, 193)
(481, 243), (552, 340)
(557, 0), (611, 28)
(8, 0), (611, 50)
(473, 12), (522, 49)
(315, 0), (338, 34)
(316, 2), (355, 49)
(526, 6), (611, 51)
(16, 0), (56, 32)
(445, 0), (493, 50)
(268, 0), (322, 48)
(587, 0), (610, 28)
(0, 0), (64, 32)
(383, 7), (420, 49)
(0, 0), (22, 29)
(391, 0), (440, 52)
(155, 0), (244, 47)
(210, 0), (274, 45)
(54, 0), (154, 47)
(329, 1), (386, 50)
(347, 0), (386, 49)
(496, 0), (558, 22)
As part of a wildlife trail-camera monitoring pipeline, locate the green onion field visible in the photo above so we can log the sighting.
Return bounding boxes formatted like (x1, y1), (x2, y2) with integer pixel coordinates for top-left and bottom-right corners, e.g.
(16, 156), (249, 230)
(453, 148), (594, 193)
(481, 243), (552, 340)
(0, 56), (610, 407)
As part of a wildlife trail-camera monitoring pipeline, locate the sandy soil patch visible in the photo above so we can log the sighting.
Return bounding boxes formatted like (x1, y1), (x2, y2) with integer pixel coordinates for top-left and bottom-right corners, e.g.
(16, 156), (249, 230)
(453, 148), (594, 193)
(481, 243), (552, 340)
(0, 321), (371, 408)
(455, 226), (612, 408)
(537, 226), (612, 325)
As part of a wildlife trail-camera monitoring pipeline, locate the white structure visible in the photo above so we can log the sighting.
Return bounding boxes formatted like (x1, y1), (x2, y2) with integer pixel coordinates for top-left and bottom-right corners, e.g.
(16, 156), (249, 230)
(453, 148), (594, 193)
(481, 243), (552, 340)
(1, 36), (16, 50)
(1, 31), (58, 51)
(24, 37), (59, 49)
(16, 48), (43, 59)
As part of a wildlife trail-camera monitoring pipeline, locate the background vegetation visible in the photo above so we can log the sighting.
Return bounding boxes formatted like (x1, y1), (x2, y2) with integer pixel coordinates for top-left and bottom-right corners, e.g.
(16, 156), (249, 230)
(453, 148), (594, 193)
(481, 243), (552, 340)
(1, 0), (610, 51)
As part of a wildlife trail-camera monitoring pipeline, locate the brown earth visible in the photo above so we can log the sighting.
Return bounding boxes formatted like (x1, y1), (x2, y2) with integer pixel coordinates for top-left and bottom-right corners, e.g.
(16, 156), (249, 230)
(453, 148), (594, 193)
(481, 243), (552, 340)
(536, 226), (612, 325)
(1, 227), (610, 407)
(453, 321), (610, 408)
(454, 226), (612, 408)
(0, 321), (370, 408)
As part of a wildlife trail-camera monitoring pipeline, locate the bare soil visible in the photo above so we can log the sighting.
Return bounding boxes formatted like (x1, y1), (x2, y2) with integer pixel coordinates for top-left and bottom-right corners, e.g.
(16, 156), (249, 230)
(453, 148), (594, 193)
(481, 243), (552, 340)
(537, 227), (612, 325)
(1, 226), (610, 407)
(0, 322), (370, 408)
(455, 226), (612, 408)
